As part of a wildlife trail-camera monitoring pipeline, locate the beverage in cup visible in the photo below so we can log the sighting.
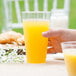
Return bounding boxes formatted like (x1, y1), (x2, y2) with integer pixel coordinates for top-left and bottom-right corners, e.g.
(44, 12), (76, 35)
(61, 41), (76, 76)
(22, 12), (50, 63)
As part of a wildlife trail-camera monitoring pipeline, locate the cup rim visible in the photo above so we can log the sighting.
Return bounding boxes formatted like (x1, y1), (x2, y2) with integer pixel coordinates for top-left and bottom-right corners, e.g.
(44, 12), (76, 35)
(61, 41), (76, 48)
(61, 41), (76, 44)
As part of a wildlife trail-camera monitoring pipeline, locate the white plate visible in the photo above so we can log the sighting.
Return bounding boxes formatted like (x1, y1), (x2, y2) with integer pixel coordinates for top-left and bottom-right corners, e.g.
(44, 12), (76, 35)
(47, 53), (64, 60)
(53, 53), (64, 60)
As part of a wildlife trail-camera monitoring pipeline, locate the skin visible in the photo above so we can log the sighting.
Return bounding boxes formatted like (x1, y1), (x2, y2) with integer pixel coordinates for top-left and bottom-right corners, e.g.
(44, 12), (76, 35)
(42, 29), (76, 53)
(42, 29), (76, 42)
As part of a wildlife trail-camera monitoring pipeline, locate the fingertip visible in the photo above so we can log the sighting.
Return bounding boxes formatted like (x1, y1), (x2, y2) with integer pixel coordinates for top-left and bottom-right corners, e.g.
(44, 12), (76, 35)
(42, 32), (47, 35)
(42, 32), (49, 37)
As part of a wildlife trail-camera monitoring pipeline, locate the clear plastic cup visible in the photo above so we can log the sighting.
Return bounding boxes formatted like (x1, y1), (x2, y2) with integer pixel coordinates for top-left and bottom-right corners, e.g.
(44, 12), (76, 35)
(61, 41), (76, 76)
(22, 11), (51, 63)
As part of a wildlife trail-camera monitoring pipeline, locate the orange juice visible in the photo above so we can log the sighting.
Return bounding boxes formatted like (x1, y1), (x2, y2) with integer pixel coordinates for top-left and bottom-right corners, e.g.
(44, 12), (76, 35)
(64, 49), (76, 76)
(23, 19), (49, 63)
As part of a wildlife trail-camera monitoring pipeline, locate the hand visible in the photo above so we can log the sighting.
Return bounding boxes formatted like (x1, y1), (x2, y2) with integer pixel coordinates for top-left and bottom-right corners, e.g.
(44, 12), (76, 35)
(42, 29), (76, 53)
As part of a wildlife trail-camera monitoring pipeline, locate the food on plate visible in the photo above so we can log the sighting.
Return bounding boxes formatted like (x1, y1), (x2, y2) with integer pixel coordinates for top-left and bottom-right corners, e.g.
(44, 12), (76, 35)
(0, 31), (25, 55)
(0, 31), (24, 45)
(16, 36), (25, 45)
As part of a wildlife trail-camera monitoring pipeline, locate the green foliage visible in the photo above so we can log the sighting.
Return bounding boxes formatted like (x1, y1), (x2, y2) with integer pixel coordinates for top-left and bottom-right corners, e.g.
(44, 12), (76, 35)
(0, 0), (76, 33)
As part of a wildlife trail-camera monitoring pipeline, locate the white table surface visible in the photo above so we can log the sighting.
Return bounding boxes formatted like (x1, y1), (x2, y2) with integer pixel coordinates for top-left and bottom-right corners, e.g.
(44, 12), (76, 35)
(0, 54), (67, 76)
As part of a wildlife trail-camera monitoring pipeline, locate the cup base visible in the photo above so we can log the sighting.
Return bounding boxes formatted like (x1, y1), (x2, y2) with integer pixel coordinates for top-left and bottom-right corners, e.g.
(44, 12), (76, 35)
(27, 61), (46, 64)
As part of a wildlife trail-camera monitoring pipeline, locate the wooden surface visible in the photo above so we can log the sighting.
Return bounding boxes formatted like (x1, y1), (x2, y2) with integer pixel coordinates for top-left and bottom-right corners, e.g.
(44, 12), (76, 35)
(0, 55), (67, 76)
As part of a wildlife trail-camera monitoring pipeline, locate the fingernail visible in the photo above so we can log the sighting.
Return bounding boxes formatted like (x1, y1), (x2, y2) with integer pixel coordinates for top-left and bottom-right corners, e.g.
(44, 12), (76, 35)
(42, 32), (47, 35)
(42, 32), (49, 37)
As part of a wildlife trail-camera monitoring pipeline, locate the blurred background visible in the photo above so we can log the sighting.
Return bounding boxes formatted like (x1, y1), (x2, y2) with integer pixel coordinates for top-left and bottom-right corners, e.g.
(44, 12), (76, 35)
(0, 0), (76, 34)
